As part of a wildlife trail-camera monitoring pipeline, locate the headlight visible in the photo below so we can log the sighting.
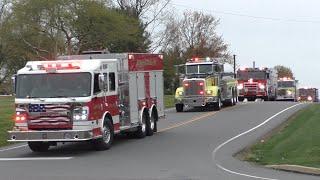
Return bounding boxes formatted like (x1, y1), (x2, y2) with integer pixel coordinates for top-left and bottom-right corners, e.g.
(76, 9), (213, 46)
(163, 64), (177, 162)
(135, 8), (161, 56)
(259, 84), (265, 89)
(178, 91), (183, 96)
(287, 90), (293, 95)
(237, 84), (244, 90)
(73, 106), (89, 121)
(308, 96), (313, 101)
(206, 90), (212, 95)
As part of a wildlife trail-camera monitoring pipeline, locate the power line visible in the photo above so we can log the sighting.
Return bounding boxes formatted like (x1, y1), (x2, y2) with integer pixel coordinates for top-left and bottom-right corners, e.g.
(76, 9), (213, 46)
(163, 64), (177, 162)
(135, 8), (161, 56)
(169, 2), (320, 24)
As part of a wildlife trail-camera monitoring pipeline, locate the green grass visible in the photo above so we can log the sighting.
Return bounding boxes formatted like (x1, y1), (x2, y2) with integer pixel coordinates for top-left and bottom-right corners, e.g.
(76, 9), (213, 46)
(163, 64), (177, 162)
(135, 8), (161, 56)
(245, 104), (320, 168)
(0, 96), (14, 147)
(164, 95), (175, 108)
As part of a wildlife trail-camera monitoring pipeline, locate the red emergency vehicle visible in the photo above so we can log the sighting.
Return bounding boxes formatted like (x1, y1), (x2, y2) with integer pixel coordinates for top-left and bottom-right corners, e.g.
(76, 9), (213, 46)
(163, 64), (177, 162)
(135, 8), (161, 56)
(237, 67), (278, 101)
(8, 52), (164, 151)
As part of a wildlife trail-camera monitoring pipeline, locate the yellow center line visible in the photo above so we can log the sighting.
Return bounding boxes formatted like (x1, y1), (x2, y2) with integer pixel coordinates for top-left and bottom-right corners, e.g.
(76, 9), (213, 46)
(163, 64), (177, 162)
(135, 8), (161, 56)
(158, 104), (244, 133)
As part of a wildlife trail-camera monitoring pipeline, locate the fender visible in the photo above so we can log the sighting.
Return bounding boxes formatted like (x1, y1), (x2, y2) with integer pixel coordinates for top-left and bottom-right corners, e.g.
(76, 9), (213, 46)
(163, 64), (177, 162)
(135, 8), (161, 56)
(139, 106), (149, 124)
(101, 111), (112, 129)
(149, 104), (157, 118)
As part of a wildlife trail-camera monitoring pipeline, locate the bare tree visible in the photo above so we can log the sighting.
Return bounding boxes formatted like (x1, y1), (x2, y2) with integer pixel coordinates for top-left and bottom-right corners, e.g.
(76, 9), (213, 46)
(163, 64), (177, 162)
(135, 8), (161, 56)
(162, 11), (230, 61)
(112, 0), (171, 51)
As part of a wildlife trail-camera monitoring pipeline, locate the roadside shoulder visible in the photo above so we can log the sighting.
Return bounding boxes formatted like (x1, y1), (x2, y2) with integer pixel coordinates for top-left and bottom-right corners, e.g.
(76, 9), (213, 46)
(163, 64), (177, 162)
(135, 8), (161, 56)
(267, 164), (320, 176)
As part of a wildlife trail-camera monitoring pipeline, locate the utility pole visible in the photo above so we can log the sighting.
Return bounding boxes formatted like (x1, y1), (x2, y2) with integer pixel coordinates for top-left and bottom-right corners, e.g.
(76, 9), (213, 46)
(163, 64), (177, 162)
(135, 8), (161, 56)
(233, 54), (236, 78)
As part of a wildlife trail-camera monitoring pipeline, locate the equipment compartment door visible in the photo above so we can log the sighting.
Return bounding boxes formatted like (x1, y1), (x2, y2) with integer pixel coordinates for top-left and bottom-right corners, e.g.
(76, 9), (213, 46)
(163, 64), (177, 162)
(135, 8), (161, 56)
(128, 73), (139, 123)
(155, 71), (164, 117)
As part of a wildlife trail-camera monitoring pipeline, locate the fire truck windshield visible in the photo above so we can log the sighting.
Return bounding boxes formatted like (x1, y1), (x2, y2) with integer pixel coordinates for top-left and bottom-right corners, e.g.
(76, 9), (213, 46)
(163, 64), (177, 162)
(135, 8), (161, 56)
(278, 81), (294, 88)
(237, 71), (266, 80)
(186, 64), (213, 74)
(16, 73), (91, 98)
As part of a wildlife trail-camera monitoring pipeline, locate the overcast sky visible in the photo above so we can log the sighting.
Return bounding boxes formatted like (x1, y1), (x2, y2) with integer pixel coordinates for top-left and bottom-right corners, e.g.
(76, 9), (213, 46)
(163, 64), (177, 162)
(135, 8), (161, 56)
(170, 0), (320, 88)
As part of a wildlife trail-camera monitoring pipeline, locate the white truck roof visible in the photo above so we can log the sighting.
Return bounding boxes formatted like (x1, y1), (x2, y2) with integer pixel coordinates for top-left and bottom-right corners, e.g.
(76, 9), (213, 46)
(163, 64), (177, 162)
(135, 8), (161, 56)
(17, 59), (117, 74)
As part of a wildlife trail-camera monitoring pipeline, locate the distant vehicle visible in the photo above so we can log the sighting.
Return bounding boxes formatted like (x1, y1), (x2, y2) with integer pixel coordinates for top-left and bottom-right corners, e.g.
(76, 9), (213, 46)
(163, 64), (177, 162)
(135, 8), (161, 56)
(237, 67), (277, 101)
(276, 77), (298, 101)
(8, 52), (164, 152)
(174, 57), (237, 112)
(298, 88), (319, 102)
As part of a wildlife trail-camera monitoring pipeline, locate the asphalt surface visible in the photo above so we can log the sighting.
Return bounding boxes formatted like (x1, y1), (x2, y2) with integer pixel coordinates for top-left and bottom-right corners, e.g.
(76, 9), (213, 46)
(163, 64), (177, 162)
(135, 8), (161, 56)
(0, 102), (318, 180)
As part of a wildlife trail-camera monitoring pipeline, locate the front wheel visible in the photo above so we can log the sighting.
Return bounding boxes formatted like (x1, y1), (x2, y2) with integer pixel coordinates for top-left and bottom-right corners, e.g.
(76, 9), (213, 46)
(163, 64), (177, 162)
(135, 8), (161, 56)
(93, 119), (114, 151)
(213, 96), (222, 111)
(28, 142), (50, 152)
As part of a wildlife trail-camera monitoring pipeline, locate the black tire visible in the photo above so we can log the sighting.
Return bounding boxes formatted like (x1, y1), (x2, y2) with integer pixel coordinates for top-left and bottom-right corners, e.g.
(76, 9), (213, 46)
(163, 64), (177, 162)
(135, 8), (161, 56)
(238, 97), (244, 102)
(93, 118), (114, 151)
(135, 112), (147, 138)
(147, 110), (157, 136)
(235, 89), (238, 103)
(232, 89), (237, 106)
(175, 104), (184, 112)
(213, 95), (222, 111)
(225, 89), (235, 106)
(28, 142), (50, 152)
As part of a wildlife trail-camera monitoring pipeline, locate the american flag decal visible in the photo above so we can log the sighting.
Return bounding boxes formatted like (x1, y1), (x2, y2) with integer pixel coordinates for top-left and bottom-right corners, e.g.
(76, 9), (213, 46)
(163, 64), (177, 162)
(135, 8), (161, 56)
(27, 104), (72, 129)
(29, 104), (46, 112)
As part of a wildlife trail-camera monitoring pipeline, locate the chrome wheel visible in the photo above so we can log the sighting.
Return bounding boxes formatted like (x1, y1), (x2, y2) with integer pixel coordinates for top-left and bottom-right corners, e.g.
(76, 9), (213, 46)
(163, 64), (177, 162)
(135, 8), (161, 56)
(141, 123), (146, 133)
(150, 116), (155, 130)
(103, 126), (111, 144)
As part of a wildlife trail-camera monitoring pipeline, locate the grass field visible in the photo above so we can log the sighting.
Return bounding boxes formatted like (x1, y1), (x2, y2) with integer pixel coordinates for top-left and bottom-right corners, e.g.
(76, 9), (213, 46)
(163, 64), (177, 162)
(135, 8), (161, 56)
(164, 95), (175, 108)
(245, 104), (320, 168)
(0, 96), (14, 147)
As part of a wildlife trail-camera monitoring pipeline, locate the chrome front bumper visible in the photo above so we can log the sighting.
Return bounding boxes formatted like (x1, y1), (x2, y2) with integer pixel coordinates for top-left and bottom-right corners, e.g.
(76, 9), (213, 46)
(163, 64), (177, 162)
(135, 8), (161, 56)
(176, 96), (218, 107)
(8, 129), (100, 142)
(276, 96), (295, 100)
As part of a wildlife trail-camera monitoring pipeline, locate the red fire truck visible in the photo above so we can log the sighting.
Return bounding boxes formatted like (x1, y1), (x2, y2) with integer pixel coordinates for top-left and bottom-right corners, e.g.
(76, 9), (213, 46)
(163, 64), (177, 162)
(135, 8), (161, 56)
(237, 67), (278, 101)
(8, 52), (164, 152)
(298, 88), (319, 102)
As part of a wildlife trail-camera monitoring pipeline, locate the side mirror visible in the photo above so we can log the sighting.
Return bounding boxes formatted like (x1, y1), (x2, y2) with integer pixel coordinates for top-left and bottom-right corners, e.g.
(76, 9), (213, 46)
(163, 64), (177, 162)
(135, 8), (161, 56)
(266, 73), (270, 79)
(11, 75), (17, 95)
(98, 74), (105, 90)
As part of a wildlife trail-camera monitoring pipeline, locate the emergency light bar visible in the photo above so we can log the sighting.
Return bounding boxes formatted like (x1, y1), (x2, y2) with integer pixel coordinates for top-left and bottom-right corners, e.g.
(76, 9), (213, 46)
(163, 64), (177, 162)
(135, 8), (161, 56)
(278, 77), (292, 81)
(238, 67), (268, 71)
(187, 57), (219, 63)
(38, 62), (81, 72)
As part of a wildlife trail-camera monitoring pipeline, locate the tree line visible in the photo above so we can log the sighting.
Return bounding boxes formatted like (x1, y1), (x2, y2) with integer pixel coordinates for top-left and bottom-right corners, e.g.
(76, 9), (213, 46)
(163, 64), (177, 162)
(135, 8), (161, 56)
(0, 0), (292, 94)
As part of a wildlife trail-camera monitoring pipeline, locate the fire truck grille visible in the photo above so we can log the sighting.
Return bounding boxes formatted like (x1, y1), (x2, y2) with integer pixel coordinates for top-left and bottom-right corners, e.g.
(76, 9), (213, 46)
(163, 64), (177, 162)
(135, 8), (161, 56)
(184, 80), (204, 96)
(244, 83), (258, 92)
(278, 89), (287, 96)
(27, 104), (72, 130)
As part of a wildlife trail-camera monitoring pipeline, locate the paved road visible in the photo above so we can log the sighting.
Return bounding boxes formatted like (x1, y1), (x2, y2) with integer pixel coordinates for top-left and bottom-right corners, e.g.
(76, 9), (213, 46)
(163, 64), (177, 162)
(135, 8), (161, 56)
(0, 102), (318, 180)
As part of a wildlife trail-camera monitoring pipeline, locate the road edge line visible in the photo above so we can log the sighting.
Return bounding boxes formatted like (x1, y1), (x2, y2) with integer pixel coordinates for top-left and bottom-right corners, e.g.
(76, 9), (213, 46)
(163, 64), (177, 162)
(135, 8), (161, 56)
(0, 144), (28, 152)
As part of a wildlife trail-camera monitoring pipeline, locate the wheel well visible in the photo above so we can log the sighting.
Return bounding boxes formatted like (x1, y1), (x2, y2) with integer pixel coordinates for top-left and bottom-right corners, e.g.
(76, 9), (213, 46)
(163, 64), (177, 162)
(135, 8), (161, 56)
(104, 113), (113, 126)
(143, 108), (149, 118)
(151, 107), (159, 122)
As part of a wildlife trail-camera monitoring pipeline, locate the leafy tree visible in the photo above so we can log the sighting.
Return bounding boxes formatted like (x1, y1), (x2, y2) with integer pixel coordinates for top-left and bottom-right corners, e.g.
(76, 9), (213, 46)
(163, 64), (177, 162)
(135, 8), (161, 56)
(0, 0), (155, 93)
(274, 65), (294, 78)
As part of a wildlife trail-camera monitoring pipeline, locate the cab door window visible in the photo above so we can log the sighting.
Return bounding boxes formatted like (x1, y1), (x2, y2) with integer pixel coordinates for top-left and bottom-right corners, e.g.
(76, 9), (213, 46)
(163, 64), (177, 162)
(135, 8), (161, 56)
(103, 73), (108, 91)
(109, 72), (116, 91)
